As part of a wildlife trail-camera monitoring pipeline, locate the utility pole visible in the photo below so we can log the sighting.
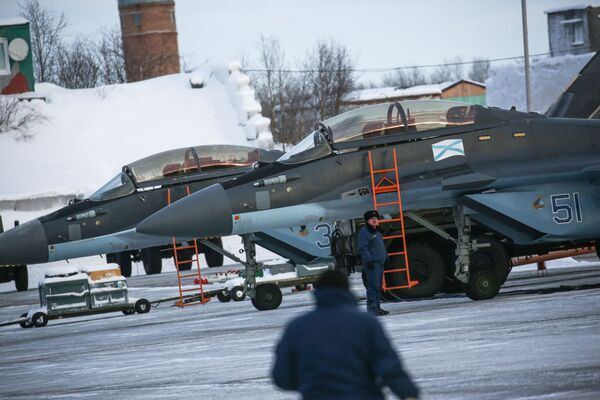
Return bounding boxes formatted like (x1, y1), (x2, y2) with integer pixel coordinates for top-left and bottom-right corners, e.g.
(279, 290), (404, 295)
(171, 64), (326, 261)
(521, 0), (532, 112)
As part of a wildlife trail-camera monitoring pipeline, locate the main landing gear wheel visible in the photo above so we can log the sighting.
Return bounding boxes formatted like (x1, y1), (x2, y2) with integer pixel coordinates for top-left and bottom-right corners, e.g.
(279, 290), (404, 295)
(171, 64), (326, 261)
(141, 247), (162, 275)
(217, 291), (232, 302)
(108, 252), (132, 277)
(178, 247), (194, 271)
(251, 284), (283, 311)
(470, 236), (511, 285)
(204, 238), (224, 267)
(230, 286), (246, 302)
(14, 265), (28, 292)
(31, 312), (48, 327)
(19, 313), (32, 329)
(387, 243), (446, 299)
(135, 298), (151, 314)
(465, 270), (500, 301)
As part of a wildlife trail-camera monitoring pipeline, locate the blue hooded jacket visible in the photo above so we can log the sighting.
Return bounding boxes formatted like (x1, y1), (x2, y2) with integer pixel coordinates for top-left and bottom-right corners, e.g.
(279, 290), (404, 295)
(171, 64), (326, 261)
(272, 288), (419, 399)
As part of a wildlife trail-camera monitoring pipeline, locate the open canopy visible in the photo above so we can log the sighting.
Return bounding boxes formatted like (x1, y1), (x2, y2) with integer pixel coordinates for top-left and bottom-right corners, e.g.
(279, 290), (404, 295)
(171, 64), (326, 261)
(89, 145), (275, 201)
(126, 145), (269, 185)
(278, 100), (492, 164)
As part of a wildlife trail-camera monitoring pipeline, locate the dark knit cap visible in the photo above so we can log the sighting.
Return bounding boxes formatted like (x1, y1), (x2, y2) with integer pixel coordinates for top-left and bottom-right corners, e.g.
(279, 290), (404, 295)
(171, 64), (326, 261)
(363, 210), (381, 221)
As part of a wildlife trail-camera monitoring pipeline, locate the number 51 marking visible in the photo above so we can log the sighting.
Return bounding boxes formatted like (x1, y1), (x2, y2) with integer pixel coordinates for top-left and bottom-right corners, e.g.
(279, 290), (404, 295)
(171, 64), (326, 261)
(551, 193), (582, 224)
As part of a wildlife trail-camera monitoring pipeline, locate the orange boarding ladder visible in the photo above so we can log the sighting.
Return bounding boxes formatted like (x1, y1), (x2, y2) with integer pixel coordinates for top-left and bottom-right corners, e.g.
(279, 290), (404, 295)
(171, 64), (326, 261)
(368, 148), (418, 291)
(167, 186), (210, 307)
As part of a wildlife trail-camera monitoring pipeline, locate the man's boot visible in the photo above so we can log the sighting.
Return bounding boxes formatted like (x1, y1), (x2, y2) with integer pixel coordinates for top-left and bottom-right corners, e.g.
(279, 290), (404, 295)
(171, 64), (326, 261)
(376, 308), (390, 316)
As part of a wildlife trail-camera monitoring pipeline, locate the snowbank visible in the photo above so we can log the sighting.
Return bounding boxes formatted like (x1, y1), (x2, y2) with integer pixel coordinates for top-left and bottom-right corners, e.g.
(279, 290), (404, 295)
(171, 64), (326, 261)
(0, 62), (272, 202)
(485, 53), (593, 113)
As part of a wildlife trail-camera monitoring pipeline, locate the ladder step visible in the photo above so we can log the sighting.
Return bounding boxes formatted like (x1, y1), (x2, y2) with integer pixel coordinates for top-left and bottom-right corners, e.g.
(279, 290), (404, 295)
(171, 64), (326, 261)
(372, 168), (396, 173)
(383, 234), (404, 240)
(387, 251), (405, 256)
(180, 287), (205, 293)
(377, 201), (401, 207)
(174, 245), (195, 251)
(379, 218), (403, 224)
(384, 268), (408, 273)
(176, 259), (194, 265)
(374, 187), (398, 194)
(178, 272), (200, 278)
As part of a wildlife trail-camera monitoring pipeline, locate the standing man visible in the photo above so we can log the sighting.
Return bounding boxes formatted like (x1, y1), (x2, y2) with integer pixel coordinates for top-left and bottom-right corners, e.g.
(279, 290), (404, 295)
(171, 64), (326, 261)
(358, 210), (389, 316)
(272, 269), (420, 400)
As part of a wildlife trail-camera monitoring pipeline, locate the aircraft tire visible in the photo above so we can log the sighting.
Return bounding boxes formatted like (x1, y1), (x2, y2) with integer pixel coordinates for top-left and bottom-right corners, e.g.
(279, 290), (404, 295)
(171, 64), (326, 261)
(230, 286), (246, 301)
(14, 265), (28, 292)
(122, 307), (135, 315)
(135, 298), (151, 314)
(251, 284), (282, 311)
(32, 312), (48, 328)
(19, 313), (32, 329)
(217, 291), (232, 302)
(141, 248), (162, 275)
(386, 243), (446, 299)
(177, 247), (194, 271)
(470, 236), (511, 284)
(465, 270), (500, 301)
(117, 253), (132, 277)
(204, 238), (224, 267)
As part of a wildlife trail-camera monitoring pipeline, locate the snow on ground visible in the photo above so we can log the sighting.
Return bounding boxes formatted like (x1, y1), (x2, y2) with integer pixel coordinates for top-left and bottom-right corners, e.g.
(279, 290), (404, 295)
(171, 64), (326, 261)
(485, 52), (593, 114)
(0, 63), (272, 201)
(0, 264), (599, 399)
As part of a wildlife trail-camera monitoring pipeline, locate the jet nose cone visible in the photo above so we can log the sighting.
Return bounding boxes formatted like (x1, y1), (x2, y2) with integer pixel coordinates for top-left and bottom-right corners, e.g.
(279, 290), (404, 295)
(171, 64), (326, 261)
(0, 219), (49, 264)
(137, 184), (233, 238)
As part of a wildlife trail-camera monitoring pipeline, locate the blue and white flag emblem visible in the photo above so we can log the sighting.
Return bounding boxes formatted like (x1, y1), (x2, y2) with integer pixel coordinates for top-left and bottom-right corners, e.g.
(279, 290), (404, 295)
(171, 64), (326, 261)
(432, 139), (465, 162)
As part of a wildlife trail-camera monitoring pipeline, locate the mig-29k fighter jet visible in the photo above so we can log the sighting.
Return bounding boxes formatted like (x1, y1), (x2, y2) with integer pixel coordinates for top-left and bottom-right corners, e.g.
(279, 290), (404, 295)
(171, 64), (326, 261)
(0, 144), (334, 291)
(137, 53), (600, 302)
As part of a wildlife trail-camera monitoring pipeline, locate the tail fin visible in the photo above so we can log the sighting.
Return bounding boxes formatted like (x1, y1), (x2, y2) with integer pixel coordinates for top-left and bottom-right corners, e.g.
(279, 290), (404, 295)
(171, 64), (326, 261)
(546, 52), (600, 119)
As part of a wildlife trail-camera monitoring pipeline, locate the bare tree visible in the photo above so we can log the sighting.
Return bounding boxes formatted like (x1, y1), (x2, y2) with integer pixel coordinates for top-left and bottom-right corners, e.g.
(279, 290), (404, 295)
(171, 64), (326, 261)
(0, 97), (47, 140)
(19, 0), (67, 83)
(468, 57), (490, 83)
(382, 67), (428, 88)
(97, 27), (126, 85)
(304, 39), (355, 121)
(122, 40), (178, 82)
(56, 38), (101, 89)
(430, 56), (464, 84)
(254, 35), (285, 138)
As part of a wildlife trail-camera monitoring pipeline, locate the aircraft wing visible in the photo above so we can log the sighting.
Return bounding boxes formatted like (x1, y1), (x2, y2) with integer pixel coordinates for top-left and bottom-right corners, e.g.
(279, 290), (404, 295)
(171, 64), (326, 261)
(546, 52), (600, 119)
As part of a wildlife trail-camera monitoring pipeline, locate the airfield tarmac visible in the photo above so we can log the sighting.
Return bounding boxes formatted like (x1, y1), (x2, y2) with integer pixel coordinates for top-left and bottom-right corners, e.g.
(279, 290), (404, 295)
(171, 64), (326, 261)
(1, 263), (599, 400)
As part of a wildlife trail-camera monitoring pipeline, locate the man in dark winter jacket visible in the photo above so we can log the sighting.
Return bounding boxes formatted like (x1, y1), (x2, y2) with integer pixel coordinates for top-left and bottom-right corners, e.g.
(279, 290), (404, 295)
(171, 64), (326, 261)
(358, 210), (389, 315)
(272, 270), (419, 400)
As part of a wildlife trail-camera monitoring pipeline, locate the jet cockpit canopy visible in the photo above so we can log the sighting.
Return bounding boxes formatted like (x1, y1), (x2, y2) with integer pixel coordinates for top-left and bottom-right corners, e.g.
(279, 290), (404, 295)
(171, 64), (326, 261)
(126, 145), (269, 185)
(89, 145), (273, 201)
(278, 100), (481, 164)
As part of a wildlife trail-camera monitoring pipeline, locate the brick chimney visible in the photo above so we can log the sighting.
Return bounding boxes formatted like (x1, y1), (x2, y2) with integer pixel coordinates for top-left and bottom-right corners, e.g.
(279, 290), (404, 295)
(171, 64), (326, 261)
(118, 0), (180, 82)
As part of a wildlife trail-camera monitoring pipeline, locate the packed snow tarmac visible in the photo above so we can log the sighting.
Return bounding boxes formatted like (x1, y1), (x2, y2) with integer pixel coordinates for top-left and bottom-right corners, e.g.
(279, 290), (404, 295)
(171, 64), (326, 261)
(1, 263), (599, 400)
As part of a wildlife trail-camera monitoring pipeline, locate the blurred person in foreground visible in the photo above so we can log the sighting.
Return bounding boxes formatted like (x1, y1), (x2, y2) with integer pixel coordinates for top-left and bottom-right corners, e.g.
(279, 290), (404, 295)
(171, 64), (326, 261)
(272, 269), (419, 400)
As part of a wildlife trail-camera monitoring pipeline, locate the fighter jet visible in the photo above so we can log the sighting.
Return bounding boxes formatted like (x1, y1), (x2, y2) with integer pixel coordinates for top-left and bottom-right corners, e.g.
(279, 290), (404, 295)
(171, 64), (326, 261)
(0, 145), (287, 290)
(137, 54), (600, 301)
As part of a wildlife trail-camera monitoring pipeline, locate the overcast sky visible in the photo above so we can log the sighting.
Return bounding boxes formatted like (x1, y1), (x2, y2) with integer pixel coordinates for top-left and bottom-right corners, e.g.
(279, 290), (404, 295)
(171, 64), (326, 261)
(1, 0), (597, 82)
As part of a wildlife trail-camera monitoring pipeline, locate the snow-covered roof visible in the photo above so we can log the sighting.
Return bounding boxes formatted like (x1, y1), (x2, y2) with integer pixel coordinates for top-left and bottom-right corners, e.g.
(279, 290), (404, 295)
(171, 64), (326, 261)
(0, 17), (29, 27)
(545, 4), (590, 14)
(345, 79), (484, 104)
(485, 53), (594, 113)
(0, 62), (272, 201)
